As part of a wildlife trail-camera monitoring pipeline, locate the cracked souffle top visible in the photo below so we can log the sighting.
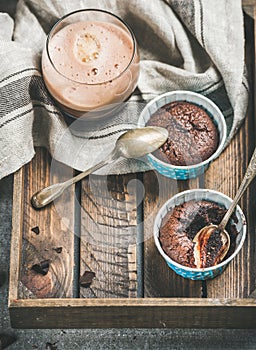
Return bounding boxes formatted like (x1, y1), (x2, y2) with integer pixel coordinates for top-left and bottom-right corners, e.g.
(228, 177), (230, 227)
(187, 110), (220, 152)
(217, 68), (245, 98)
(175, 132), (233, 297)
(146, 101), (219, 166)
(159, 200), (238, 268)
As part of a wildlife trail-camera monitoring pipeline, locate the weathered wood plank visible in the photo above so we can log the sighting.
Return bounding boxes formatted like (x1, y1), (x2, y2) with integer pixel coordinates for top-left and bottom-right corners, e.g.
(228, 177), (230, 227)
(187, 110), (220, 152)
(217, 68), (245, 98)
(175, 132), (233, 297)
(143, 171), (203, 297)
(9, 298), (256, 329)
(18, 148), (75, 298)
(204, 122), (253, 298)
(204, 13), (256, 298)
(80, 174), (138, 298)
(9, 167), (24, 302)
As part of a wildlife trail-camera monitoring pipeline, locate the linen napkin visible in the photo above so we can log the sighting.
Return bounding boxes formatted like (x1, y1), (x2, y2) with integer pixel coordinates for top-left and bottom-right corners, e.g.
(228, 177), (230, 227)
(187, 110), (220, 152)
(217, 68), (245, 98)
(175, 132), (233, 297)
(0, 0), (248, 179)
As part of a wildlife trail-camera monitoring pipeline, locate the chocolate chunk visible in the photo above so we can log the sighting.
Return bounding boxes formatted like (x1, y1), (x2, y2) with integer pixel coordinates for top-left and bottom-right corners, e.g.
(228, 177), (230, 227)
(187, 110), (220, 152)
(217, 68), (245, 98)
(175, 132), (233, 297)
(80, 271), (96, 288)
(31, 260), (50, 276)
(203, 228), (223, 267)
(52, 247), (62, 254)
(31, 226), (40, 235)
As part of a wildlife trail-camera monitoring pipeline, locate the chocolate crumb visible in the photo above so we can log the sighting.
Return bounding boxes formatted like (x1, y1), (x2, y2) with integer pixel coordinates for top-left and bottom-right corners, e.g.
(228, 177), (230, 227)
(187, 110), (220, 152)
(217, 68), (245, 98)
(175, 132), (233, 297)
(53, 247), (62, 254)
(31, 260), (50, 276)
(31, 226), (40, 235)
(80, 271), (96, 288)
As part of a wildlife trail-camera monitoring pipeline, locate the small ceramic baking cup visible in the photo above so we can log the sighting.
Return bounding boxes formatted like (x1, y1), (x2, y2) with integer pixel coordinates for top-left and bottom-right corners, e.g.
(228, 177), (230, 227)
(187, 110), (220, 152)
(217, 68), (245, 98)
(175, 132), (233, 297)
(154, 189), (246, 280)
(138, 91), (227, 180)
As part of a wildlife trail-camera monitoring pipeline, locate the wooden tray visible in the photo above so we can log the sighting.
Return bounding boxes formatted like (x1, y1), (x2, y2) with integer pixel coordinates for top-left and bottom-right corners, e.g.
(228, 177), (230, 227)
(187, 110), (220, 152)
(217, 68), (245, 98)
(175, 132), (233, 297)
(8, 2), (256, 328)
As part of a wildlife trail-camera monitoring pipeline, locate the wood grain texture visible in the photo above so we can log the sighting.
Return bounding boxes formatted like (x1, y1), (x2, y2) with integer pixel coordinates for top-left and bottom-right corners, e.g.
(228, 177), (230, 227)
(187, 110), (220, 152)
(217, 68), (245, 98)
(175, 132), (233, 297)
(204, 14), (256, 298)
(9, 298), (256, 329)
(9, 166), (24, 302)
(204, 119), (254, 298)
(80, 174), (138, 298)
(18, 148), (75, 298)
(143, 172), (203, 297)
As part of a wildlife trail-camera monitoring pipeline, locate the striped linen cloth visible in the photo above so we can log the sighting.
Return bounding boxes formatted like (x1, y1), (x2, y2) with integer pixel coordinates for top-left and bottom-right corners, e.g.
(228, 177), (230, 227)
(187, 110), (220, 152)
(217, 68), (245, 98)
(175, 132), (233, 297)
(0, 0), (248, 179)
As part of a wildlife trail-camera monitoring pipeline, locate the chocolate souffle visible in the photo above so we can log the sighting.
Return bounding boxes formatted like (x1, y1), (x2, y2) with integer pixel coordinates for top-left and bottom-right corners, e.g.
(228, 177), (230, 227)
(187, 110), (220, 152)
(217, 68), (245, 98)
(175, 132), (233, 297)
(146, 101), (219, 166)
(159, 200), (238, 268)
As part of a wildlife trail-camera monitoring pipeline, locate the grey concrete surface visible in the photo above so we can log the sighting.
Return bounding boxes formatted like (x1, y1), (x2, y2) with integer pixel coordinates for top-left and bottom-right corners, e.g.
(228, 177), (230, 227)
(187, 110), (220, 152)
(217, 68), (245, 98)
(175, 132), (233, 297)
(1, 0), (256, 349)
(1, 174), (256, 349)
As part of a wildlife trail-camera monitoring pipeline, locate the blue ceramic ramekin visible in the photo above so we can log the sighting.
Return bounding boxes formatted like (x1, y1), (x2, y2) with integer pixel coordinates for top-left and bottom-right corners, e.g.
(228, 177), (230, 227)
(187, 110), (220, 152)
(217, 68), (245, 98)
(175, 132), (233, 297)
(154, 189), (247, 280)
(138, 91), (227, 180)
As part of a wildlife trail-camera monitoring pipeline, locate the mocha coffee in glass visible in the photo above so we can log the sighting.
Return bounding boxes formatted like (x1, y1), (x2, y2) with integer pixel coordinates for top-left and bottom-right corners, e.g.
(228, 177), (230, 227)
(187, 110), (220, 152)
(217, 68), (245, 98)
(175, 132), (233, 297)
(42, 9), (140, 119)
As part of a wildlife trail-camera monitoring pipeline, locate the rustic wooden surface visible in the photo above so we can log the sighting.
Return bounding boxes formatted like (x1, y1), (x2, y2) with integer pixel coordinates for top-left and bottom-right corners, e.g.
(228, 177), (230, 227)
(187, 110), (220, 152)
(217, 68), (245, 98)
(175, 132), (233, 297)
(8, 6), (256, 328)
(14, 149), (76, 299)
(205, 13), (256, 299)
(80, 174), (138, 298)
(7, 298), (256, 329)
(143, 173), (204, 298)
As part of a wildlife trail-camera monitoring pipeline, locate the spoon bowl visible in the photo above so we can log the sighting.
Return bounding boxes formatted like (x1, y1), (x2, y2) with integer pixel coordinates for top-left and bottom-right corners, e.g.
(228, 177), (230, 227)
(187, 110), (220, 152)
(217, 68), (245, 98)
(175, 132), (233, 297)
(193, 224), (230, 269)
(115, 126), (168, 159)
(31, 126), (168, 209)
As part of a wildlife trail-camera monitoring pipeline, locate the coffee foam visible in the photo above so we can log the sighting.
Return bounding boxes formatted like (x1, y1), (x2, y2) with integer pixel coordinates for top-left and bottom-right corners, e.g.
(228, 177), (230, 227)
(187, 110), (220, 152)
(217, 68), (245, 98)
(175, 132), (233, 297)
(48, 21), (134, 84)
(42, 19), (139, 115)
(75, 32), (100, 63)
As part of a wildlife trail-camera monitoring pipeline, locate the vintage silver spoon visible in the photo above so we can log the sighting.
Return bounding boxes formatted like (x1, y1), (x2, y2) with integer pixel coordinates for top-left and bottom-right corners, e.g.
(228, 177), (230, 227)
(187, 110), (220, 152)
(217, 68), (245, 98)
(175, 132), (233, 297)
(193, 146), (256, 268)
(31, 126), (168, 209)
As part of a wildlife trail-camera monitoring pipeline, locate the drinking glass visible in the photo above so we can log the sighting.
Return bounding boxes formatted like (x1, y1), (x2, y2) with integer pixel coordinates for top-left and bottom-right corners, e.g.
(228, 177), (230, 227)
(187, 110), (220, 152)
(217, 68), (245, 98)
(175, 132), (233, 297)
(42, 9), (140, 120)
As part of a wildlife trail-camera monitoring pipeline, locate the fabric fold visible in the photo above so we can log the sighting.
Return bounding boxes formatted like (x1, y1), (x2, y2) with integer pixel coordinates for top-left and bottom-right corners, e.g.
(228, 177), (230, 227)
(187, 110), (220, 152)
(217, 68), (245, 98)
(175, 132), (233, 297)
(0, 0), (248, 179)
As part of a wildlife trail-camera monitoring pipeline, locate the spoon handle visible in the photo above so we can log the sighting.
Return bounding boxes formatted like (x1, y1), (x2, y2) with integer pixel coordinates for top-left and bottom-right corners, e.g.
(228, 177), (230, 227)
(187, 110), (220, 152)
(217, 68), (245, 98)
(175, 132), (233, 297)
(31, 150), (118, 209)
(218, 146), (256, 231)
